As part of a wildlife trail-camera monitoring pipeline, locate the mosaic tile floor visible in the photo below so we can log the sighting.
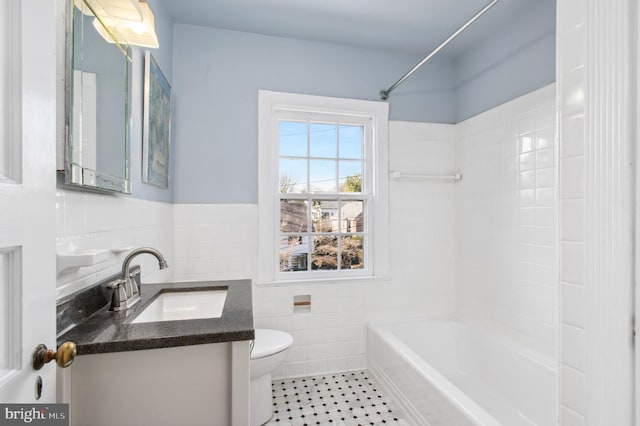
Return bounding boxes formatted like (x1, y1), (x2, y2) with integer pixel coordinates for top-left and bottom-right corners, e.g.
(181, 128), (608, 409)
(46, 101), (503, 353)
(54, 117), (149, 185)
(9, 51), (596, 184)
(265, 370), (409, 426)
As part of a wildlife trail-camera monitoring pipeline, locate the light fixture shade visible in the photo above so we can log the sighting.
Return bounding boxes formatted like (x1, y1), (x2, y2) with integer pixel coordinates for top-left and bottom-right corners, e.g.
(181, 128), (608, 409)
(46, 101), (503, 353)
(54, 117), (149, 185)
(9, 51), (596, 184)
(76, 0), (159, 48)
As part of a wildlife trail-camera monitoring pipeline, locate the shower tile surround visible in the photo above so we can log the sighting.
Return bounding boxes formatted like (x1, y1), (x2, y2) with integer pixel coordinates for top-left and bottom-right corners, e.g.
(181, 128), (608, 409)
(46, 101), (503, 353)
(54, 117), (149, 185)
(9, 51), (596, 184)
(455, 84), (558, 360)
(557, 1), (586, 422)
(557, 0), (636, 424)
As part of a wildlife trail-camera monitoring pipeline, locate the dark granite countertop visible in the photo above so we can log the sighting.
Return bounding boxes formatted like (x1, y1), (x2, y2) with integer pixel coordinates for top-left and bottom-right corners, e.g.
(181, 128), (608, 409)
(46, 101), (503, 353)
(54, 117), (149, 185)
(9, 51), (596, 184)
(57, 279), (254, 355)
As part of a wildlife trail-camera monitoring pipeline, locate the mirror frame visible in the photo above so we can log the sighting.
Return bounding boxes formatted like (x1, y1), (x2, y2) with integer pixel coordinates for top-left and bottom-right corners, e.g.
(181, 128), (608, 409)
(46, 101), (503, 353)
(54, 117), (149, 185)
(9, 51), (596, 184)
(61, 0), (132, 194)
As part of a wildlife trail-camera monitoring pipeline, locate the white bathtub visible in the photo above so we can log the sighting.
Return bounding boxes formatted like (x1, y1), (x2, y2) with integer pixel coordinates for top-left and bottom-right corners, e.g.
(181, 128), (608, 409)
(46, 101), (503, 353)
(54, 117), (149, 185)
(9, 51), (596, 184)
(368, 320), (557, 426)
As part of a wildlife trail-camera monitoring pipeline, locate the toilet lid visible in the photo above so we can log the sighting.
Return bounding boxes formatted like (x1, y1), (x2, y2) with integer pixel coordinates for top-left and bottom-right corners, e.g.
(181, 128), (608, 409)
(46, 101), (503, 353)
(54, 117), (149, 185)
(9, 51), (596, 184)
(251, 329), (293, 359)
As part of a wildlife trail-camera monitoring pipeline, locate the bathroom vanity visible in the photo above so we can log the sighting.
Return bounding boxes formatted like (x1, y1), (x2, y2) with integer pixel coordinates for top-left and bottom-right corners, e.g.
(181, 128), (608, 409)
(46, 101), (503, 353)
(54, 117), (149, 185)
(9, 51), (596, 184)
(56, 272), (254, 426)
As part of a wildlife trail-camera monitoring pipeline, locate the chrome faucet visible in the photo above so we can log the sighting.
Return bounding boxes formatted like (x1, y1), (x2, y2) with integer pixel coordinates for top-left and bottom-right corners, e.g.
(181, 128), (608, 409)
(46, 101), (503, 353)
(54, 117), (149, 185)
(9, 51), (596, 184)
(108, 247), (168, 311)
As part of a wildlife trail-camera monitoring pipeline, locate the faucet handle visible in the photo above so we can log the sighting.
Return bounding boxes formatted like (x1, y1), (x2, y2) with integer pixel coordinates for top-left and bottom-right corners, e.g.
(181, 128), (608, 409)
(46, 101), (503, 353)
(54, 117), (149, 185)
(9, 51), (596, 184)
(107, 279), (125, 289)
(107, 279), (127, 311)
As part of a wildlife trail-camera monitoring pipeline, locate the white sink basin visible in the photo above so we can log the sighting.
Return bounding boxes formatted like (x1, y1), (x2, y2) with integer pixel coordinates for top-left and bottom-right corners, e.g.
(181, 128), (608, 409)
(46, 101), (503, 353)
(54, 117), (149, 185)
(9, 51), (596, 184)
(131, 289), (228, 324)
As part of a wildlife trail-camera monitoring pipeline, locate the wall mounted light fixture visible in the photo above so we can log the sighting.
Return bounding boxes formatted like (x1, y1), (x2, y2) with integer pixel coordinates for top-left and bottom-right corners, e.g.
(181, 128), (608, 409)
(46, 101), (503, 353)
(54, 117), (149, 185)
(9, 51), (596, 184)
(75, 0), (159, 48)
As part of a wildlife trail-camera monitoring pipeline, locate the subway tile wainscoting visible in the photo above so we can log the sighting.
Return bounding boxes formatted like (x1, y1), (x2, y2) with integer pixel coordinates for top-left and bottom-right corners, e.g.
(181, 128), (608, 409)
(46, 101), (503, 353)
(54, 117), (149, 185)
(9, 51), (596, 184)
(56, 190), (175, 299)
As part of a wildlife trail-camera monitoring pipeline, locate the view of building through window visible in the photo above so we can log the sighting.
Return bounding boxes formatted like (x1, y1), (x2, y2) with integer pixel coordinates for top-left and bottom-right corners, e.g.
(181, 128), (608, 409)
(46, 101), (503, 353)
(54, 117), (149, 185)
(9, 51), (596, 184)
(278, 120), (366, 272)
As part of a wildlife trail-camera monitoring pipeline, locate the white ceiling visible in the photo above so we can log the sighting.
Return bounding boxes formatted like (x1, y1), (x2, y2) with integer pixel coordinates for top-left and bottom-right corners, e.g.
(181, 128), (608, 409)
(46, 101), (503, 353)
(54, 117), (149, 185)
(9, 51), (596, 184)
(160, 0), (552, 57)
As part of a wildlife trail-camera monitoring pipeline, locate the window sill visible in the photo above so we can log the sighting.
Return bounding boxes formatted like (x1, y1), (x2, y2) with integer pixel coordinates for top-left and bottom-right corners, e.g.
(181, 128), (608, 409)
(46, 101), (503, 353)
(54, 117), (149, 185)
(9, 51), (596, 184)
(256, 275), (392, 287)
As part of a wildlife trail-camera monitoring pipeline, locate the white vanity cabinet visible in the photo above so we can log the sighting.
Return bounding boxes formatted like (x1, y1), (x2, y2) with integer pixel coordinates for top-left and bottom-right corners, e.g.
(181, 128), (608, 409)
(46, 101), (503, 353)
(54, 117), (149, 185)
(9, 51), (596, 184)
(59, 340), (250, 426)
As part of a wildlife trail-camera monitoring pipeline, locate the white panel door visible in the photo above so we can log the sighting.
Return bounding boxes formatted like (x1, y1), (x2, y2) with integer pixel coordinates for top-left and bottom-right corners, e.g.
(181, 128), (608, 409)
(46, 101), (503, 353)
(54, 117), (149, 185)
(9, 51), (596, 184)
(0, 0), (57, 402)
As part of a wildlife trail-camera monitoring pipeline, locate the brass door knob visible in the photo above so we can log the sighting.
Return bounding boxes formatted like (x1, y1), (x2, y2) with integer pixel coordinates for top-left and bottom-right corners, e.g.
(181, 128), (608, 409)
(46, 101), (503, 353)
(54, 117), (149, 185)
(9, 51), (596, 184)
(32, 341), (77, 370)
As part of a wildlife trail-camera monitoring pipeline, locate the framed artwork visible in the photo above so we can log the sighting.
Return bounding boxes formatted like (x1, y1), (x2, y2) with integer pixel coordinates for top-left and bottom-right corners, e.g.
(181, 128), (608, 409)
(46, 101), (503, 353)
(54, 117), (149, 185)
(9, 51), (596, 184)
(143, 51), (171, 188)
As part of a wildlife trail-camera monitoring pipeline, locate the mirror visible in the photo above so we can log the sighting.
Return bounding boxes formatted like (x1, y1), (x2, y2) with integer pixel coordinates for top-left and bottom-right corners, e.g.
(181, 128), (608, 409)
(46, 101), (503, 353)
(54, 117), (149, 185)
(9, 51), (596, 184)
(61, 0), (132, 193)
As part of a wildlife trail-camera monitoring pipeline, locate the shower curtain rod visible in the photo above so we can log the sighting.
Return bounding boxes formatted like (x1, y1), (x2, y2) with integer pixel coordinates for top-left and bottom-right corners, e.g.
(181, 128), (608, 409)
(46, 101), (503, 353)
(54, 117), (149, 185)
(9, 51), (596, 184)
(379, 0), (500, 100)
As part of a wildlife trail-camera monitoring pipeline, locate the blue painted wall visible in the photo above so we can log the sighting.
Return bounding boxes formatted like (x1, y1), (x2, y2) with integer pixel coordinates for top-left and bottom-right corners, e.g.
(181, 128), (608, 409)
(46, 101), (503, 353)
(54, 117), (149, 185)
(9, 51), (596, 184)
(134, 1), (555, 204)
(454, 0), (556, 122)
(171, 25), (456, 204)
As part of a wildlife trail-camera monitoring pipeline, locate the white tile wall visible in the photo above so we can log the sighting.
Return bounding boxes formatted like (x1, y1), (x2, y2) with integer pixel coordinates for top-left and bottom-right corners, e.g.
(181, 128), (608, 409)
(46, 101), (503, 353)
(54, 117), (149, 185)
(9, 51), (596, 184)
(387, 122), (456, 319)
(558, 0), (636, 424)
(454, 84), (558, 360)
(560, 323), (584, 372)
(557, 0), (586, 423)
(173, 204), (258, 282)
(560, 406), (585, 426)
(560, 364), (585, 415)
(172, 121), (457, 379)
(56, 190), (175, 299)
(560, 283), (584, 329)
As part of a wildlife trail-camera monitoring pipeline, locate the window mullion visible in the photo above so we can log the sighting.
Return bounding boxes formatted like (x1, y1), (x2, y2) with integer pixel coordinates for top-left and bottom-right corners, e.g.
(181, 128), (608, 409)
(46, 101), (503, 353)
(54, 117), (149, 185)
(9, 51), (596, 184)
(306, 122), (311, 272)
(285, 193), (368, 201)
(279, 194), (368, 201)
(280, 193), (311, 200)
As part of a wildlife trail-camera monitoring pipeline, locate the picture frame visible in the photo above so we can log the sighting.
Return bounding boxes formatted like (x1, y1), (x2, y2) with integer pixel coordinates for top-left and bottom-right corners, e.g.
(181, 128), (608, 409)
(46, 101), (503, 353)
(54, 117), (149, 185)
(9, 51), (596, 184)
(142, 51), (171, 188)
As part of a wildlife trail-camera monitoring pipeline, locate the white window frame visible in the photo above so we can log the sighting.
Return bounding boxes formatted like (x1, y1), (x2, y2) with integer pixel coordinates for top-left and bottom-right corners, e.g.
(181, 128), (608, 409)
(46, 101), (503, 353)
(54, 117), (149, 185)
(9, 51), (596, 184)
(258, 90), (389, 284)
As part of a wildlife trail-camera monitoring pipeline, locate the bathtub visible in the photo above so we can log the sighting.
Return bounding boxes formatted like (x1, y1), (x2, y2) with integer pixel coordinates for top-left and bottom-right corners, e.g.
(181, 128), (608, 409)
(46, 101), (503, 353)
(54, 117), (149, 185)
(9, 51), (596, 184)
(368, 320), (557, 426)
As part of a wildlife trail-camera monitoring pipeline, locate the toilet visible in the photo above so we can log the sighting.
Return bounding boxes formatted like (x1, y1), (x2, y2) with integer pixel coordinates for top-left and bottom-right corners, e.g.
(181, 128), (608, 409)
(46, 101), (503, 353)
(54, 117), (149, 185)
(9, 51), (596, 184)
(250, 329), (293, 426)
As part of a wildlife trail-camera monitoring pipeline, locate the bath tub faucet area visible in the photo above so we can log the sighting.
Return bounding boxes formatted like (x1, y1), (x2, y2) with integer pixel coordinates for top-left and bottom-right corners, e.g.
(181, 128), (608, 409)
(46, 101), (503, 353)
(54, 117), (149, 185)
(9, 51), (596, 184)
(109, 247), (169, 311)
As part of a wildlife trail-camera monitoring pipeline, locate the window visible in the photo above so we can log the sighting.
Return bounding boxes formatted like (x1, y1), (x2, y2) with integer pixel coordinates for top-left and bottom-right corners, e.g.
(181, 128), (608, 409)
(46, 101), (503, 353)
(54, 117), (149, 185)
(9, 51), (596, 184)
(279, 120), (367, 273)
(258, 91), (389, 283)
